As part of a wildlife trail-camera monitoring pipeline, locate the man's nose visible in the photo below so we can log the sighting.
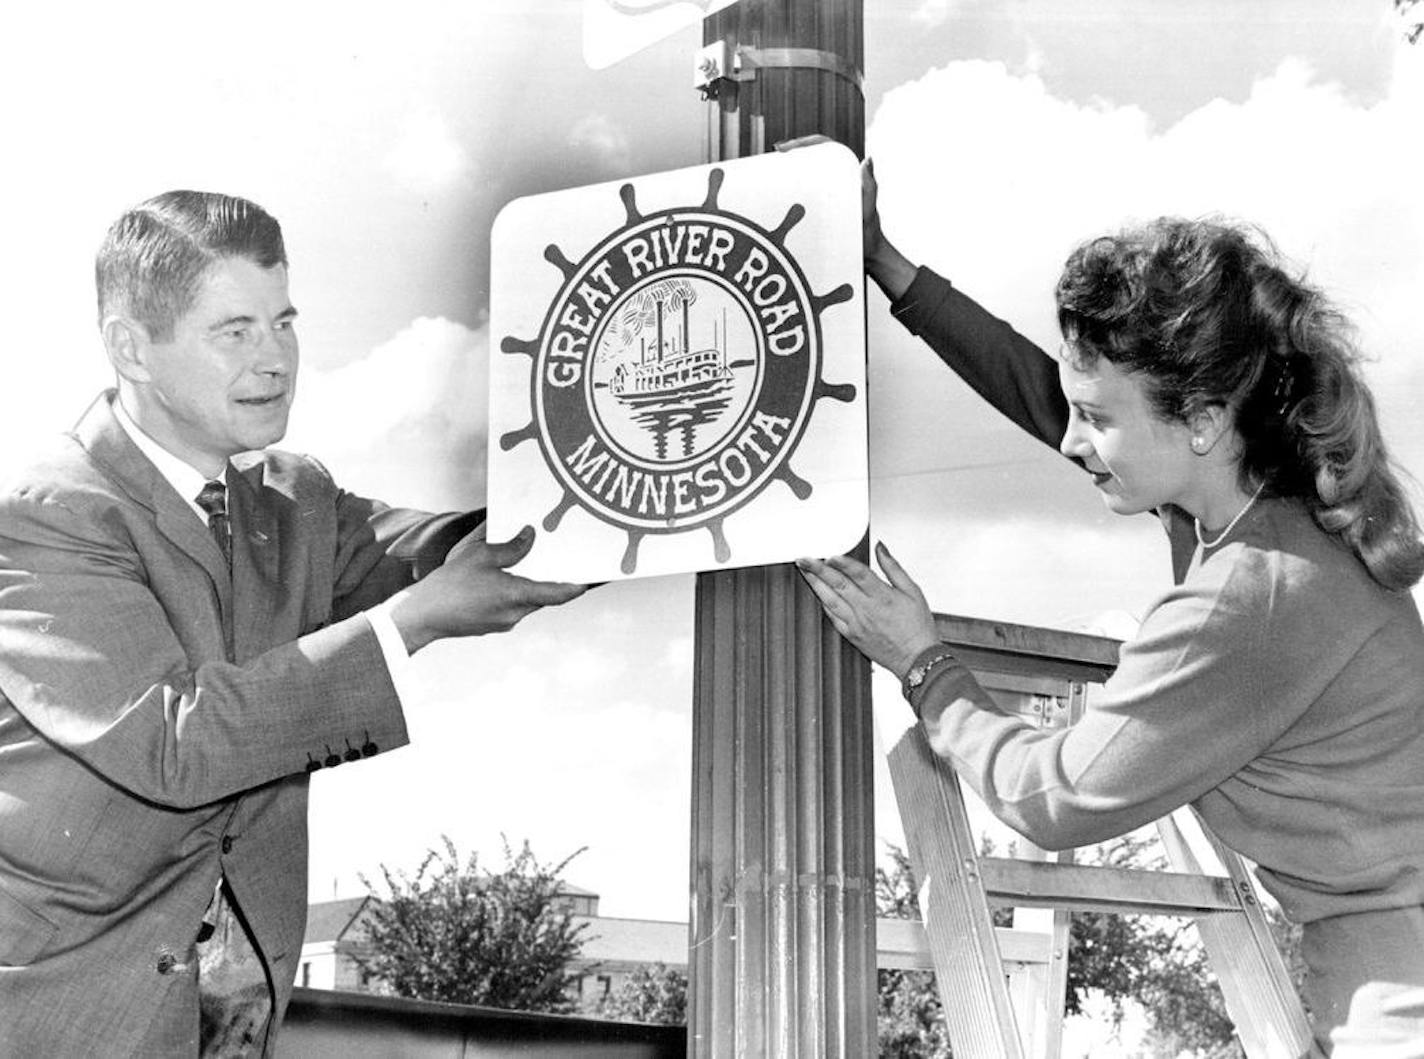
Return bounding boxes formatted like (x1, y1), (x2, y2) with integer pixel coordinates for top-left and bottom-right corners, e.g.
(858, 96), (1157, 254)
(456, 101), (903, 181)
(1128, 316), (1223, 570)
(253, 328), (296, 375)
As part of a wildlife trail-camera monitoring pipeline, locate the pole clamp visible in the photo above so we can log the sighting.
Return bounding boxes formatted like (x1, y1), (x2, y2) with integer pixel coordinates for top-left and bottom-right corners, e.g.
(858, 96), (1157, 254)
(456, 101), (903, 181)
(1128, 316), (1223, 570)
(694, 42), (865, 98)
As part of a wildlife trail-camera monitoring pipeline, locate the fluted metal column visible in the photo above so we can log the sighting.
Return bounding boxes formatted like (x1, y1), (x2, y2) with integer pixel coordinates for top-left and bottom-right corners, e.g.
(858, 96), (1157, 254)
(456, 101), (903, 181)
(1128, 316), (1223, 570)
(688, 1), (873, 1054)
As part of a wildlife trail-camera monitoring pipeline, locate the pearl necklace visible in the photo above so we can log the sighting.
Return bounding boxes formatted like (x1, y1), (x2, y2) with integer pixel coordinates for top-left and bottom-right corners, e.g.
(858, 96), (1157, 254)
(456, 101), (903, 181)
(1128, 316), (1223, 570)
(1196, 483), (1266, 549)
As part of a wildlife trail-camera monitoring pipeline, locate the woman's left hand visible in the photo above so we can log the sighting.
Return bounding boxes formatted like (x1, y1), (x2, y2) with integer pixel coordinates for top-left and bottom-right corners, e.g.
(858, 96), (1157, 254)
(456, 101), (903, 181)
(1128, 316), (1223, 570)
(796, 542), (941, 679)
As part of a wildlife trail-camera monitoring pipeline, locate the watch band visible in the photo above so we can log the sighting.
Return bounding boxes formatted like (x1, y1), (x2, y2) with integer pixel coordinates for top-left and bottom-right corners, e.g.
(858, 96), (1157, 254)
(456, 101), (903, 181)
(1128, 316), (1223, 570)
(901, 644), (956, 702)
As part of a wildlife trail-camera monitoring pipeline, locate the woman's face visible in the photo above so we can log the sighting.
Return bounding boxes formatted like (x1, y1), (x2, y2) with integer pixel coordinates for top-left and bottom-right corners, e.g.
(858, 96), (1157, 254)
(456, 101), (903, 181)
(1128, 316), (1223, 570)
(1056, 350), (1200, 517)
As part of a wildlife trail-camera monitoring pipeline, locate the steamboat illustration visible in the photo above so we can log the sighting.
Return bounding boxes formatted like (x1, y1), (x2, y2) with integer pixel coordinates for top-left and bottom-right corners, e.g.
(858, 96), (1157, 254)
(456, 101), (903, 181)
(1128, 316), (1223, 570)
(598, 280), (754, 461)
(609, 307), (730, 405)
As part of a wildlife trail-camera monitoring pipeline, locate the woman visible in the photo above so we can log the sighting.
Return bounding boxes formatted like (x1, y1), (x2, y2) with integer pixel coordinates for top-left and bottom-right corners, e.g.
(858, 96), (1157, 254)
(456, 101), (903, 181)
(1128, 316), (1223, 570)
(798, 163), (1424, 1056)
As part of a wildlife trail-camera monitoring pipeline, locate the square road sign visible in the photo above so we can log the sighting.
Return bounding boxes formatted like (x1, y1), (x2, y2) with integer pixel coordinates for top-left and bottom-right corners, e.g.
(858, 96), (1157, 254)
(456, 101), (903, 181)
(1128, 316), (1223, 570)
(488, 141), (867, 583)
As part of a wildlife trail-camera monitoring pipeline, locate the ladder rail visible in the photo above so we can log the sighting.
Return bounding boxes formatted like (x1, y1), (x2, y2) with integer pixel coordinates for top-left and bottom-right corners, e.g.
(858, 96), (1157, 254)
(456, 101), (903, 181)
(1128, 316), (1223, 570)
(886, 722), (1026, 1059)
(1157, 809), (1315, 1057)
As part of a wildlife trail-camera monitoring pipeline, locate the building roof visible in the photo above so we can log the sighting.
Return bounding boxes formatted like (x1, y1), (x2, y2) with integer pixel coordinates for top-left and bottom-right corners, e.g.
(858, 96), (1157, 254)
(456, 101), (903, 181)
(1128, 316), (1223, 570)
(572, 915), (686, 966)
(558, 882), (598, 898)
(305, 896), (372, 945)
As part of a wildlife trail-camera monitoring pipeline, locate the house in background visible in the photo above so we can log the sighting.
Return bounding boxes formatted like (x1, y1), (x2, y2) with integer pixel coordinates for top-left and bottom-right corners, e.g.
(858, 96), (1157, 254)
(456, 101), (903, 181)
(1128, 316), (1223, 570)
(299, 886), (686, 1013)
(299, 896), (376, 992)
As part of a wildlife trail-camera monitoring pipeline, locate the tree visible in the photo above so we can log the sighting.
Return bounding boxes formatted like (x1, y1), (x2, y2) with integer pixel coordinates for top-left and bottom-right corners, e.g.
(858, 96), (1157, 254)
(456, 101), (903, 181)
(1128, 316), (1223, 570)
(355, 836), (588, 1013)
(597, 962), (688, 1025)
(874, 843), (956, 1058)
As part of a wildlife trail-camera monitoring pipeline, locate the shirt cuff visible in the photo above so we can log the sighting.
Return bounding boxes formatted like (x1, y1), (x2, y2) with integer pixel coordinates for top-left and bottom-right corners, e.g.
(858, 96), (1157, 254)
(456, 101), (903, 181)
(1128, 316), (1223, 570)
(365, 600), (412, 703)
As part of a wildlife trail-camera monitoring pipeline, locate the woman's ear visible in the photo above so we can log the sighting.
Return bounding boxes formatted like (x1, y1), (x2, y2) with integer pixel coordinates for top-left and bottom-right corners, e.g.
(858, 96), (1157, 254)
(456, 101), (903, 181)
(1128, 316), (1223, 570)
(1186, 402), (1232, 456)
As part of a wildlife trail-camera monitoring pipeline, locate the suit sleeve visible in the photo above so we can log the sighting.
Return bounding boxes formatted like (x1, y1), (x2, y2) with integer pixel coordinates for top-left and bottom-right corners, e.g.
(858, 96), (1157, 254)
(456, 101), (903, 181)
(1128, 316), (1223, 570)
(890, 266), (1069, 453)
(314, 456), (485, 622)
(0, 485), (461, 810)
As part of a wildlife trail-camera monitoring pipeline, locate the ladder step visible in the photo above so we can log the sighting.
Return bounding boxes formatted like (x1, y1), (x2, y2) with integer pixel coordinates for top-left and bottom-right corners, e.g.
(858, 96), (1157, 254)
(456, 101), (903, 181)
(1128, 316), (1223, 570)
(981, 858), (1242, 918)
(878, 918), (1056, 971)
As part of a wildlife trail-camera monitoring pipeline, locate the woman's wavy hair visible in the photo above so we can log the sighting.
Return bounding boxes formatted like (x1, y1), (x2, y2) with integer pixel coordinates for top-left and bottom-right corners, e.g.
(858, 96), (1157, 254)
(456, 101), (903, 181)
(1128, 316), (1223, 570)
(1054, 216), (1424, 591)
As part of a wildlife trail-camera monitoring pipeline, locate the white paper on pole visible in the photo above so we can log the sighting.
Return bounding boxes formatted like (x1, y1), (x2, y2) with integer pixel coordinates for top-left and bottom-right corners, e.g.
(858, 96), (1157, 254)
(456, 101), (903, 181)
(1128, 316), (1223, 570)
(488, 141), (868, 584)
(582, 0), (742, 70)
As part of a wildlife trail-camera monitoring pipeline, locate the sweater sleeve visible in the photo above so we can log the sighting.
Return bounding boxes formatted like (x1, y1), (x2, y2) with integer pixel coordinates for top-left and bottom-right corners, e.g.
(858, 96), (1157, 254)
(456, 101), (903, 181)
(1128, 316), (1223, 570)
(910, 545), (1332, 851)
(890, 266), (1069, 453)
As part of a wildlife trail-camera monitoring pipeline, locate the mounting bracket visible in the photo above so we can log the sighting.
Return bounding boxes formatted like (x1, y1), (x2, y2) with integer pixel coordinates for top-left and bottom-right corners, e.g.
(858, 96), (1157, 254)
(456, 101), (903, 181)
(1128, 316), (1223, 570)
(694, 42), (864, 99)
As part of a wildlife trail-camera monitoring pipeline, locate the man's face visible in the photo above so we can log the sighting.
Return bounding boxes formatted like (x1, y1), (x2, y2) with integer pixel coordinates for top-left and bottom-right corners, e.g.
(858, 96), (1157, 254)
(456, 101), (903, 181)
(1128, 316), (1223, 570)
(127, 256), (298, 477)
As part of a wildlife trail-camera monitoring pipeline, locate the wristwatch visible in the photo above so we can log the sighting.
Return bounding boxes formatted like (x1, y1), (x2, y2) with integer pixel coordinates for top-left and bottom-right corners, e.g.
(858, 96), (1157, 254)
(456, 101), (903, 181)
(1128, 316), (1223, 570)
(901, 646), (956, 701)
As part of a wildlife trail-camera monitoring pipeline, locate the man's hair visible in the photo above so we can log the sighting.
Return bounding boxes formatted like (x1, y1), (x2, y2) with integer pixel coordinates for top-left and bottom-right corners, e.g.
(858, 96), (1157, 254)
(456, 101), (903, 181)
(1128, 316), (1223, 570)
(96, 190), (287, 342)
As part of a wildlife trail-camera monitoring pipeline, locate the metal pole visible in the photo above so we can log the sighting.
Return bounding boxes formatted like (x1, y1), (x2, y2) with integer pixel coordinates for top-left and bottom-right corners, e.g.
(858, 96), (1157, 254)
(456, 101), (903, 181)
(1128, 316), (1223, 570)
(688, 1), (873, 1055)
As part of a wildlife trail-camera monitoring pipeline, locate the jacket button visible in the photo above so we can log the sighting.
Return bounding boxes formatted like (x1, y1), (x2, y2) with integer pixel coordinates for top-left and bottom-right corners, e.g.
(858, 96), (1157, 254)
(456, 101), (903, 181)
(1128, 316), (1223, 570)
(221, 836), (234, 854)
(156, 952), (177, 974)
(324, 752), (342, 768)
(362, 741), (378, 757)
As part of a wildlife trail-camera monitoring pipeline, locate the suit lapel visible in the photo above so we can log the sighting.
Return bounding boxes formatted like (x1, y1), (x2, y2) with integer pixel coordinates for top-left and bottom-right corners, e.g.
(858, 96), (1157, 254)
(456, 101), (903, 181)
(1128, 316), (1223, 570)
(71, 391), (234, 609)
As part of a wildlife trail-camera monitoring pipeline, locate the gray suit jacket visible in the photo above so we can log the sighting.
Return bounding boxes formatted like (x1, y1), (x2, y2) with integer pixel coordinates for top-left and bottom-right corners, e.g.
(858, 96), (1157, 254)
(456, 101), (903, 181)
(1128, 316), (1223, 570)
(0, 392), (478, 1054)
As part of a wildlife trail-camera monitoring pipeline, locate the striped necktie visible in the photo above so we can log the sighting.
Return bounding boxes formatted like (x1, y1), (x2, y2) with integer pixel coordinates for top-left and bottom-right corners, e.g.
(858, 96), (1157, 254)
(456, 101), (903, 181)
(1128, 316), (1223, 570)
(195, 479), (232, 571)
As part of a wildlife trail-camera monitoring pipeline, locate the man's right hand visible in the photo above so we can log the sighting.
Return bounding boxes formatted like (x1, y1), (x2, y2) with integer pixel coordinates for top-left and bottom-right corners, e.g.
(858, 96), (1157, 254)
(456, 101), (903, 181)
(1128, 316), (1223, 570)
(386, 525), (586, 653)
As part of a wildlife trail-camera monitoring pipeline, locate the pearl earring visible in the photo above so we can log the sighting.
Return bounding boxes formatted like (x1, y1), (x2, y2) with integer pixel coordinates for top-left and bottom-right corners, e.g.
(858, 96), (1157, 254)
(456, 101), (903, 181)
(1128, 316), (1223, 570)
(1191, 437), (1206, 453)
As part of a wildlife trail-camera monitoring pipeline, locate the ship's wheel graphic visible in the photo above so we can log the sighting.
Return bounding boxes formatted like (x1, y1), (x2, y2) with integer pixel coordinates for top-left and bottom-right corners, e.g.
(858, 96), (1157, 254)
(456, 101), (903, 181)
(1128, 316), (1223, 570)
(499, 167), (856, 574)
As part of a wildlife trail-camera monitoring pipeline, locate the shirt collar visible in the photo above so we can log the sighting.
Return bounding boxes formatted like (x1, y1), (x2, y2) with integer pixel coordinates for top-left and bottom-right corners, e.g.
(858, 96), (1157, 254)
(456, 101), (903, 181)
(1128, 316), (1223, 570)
(112, 396), (223, 523)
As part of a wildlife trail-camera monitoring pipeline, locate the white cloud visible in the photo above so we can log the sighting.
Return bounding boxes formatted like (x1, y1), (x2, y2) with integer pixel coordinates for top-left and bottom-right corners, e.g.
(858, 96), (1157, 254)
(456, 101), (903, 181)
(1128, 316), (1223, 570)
(386, 110), (473, 194)
(912, 0), (956, 28)
(283, 316), (490, 512)
(568, 113), (634, 174)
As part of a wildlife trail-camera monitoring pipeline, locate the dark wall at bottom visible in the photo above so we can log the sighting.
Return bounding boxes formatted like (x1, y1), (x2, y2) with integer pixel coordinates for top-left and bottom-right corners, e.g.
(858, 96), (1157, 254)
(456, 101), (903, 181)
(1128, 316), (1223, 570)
(279, 988), (685, 1058)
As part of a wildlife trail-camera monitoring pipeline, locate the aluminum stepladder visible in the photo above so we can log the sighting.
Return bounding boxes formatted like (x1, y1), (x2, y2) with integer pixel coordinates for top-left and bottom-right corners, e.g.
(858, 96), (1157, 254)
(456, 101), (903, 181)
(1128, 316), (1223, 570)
(880, 612), (1314, 1059)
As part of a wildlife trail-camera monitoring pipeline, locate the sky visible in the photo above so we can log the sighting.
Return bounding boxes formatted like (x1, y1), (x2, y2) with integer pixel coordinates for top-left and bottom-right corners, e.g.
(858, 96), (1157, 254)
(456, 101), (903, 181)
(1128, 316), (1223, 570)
(2, 1), (1421, 930)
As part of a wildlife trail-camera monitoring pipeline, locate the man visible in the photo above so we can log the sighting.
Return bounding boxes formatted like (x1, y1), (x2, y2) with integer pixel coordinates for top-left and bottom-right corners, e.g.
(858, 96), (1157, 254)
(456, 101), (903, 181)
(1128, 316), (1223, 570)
(0, 190), (585, 1055)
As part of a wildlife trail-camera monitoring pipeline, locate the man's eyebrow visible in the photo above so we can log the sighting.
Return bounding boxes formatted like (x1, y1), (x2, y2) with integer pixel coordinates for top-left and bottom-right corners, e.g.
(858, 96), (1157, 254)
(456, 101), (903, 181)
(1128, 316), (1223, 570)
(205, 307), (298, 332)
(207, 313), (258, 332)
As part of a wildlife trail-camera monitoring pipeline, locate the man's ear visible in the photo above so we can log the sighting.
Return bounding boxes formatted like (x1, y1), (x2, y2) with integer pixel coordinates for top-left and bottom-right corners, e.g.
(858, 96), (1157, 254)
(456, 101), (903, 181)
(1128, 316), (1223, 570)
(102, 316), (151, 384)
